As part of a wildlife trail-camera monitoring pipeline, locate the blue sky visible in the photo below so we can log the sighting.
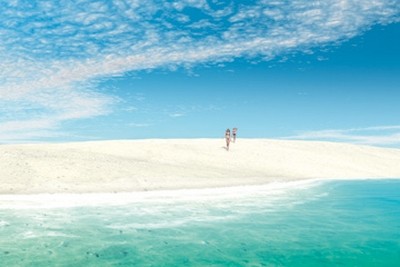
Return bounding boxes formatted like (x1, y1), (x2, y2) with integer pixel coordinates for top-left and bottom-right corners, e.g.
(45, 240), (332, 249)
(0, 0), (399, 146)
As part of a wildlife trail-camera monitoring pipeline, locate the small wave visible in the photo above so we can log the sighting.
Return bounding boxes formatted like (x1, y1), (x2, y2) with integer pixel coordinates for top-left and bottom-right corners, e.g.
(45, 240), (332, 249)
(0, 220), (10, 227)
(20, 230), (77, 239)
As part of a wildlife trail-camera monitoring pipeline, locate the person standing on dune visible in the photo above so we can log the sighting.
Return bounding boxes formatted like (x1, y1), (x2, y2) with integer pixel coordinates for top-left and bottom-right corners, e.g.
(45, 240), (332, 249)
(232, 128), (238, 143)
(225, 129), (231, 151)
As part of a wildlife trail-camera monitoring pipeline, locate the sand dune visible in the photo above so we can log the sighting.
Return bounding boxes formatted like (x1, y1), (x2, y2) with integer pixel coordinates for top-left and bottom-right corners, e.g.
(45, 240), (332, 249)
(1, 139), (400, 194)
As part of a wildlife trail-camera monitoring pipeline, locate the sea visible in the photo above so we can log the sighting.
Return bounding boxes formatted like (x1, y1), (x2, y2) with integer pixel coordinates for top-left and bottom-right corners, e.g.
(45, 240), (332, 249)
(0, 179), (399, 267)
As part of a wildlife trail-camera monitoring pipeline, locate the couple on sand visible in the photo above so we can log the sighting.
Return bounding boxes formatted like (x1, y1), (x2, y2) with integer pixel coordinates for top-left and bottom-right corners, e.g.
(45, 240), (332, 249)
(225, 128), (237, 151)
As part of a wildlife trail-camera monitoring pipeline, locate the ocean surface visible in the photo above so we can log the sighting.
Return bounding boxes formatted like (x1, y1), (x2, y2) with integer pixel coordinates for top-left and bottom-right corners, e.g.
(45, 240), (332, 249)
(0, 179), (399, 267)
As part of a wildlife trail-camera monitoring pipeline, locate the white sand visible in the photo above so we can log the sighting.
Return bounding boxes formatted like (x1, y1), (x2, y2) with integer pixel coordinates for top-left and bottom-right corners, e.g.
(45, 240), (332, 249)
(1, 139), (400, 194)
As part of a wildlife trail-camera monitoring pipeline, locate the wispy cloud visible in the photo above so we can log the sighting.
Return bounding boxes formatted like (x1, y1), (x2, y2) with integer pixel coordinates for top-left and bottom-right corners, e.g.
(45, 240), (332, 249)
(128, 123), (152, 128)
(169, 113), (186, 118)
(287, 125), (400, 146)
(0, 0), (399, 141)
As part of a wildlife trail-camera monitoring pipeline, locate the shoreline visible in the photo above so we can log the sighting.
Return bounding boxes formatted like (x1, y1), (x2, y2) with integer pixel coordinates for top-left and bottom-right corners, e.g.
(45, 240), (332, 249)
(1, 139), (400, 195)
(1, 178), (399, 209)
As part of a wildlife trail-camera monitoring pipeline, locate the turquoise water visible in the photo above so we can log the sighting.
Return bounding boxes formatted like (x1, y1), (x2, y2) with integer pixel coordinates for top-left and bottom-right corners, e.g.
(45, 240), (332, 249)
(0, 179), (399, 266)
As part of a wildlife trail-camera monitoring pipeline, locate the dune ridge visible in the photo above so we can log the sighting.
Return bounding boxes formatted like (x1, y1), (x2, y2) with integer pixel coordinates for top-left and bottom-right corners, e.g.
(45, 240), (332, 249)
(1, 139), (400, 194)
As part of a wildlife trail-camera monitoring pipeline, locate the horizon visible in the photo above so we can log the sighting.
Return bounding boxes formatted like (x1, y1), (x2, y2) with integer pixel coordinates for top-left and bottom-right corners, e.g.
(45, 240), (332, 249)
(0, 1), (399, 147)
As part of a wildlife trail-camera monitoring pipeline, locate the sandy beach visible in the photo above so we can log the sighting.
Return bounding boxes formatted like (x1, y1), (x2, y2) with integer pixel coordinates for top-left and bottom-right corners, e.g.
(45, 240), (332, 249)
(1, 139), (400, 194)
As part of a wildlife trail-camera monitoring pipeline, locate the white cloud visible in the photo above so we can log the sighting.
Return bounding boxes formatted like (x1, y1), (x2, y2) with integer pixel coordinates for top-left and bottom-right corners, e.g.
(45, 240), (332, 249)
(169, 113), (186, 118)
(0, 0), (399, 141)
(128, 123), (152, 128)
(287, 125), (400, 146)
